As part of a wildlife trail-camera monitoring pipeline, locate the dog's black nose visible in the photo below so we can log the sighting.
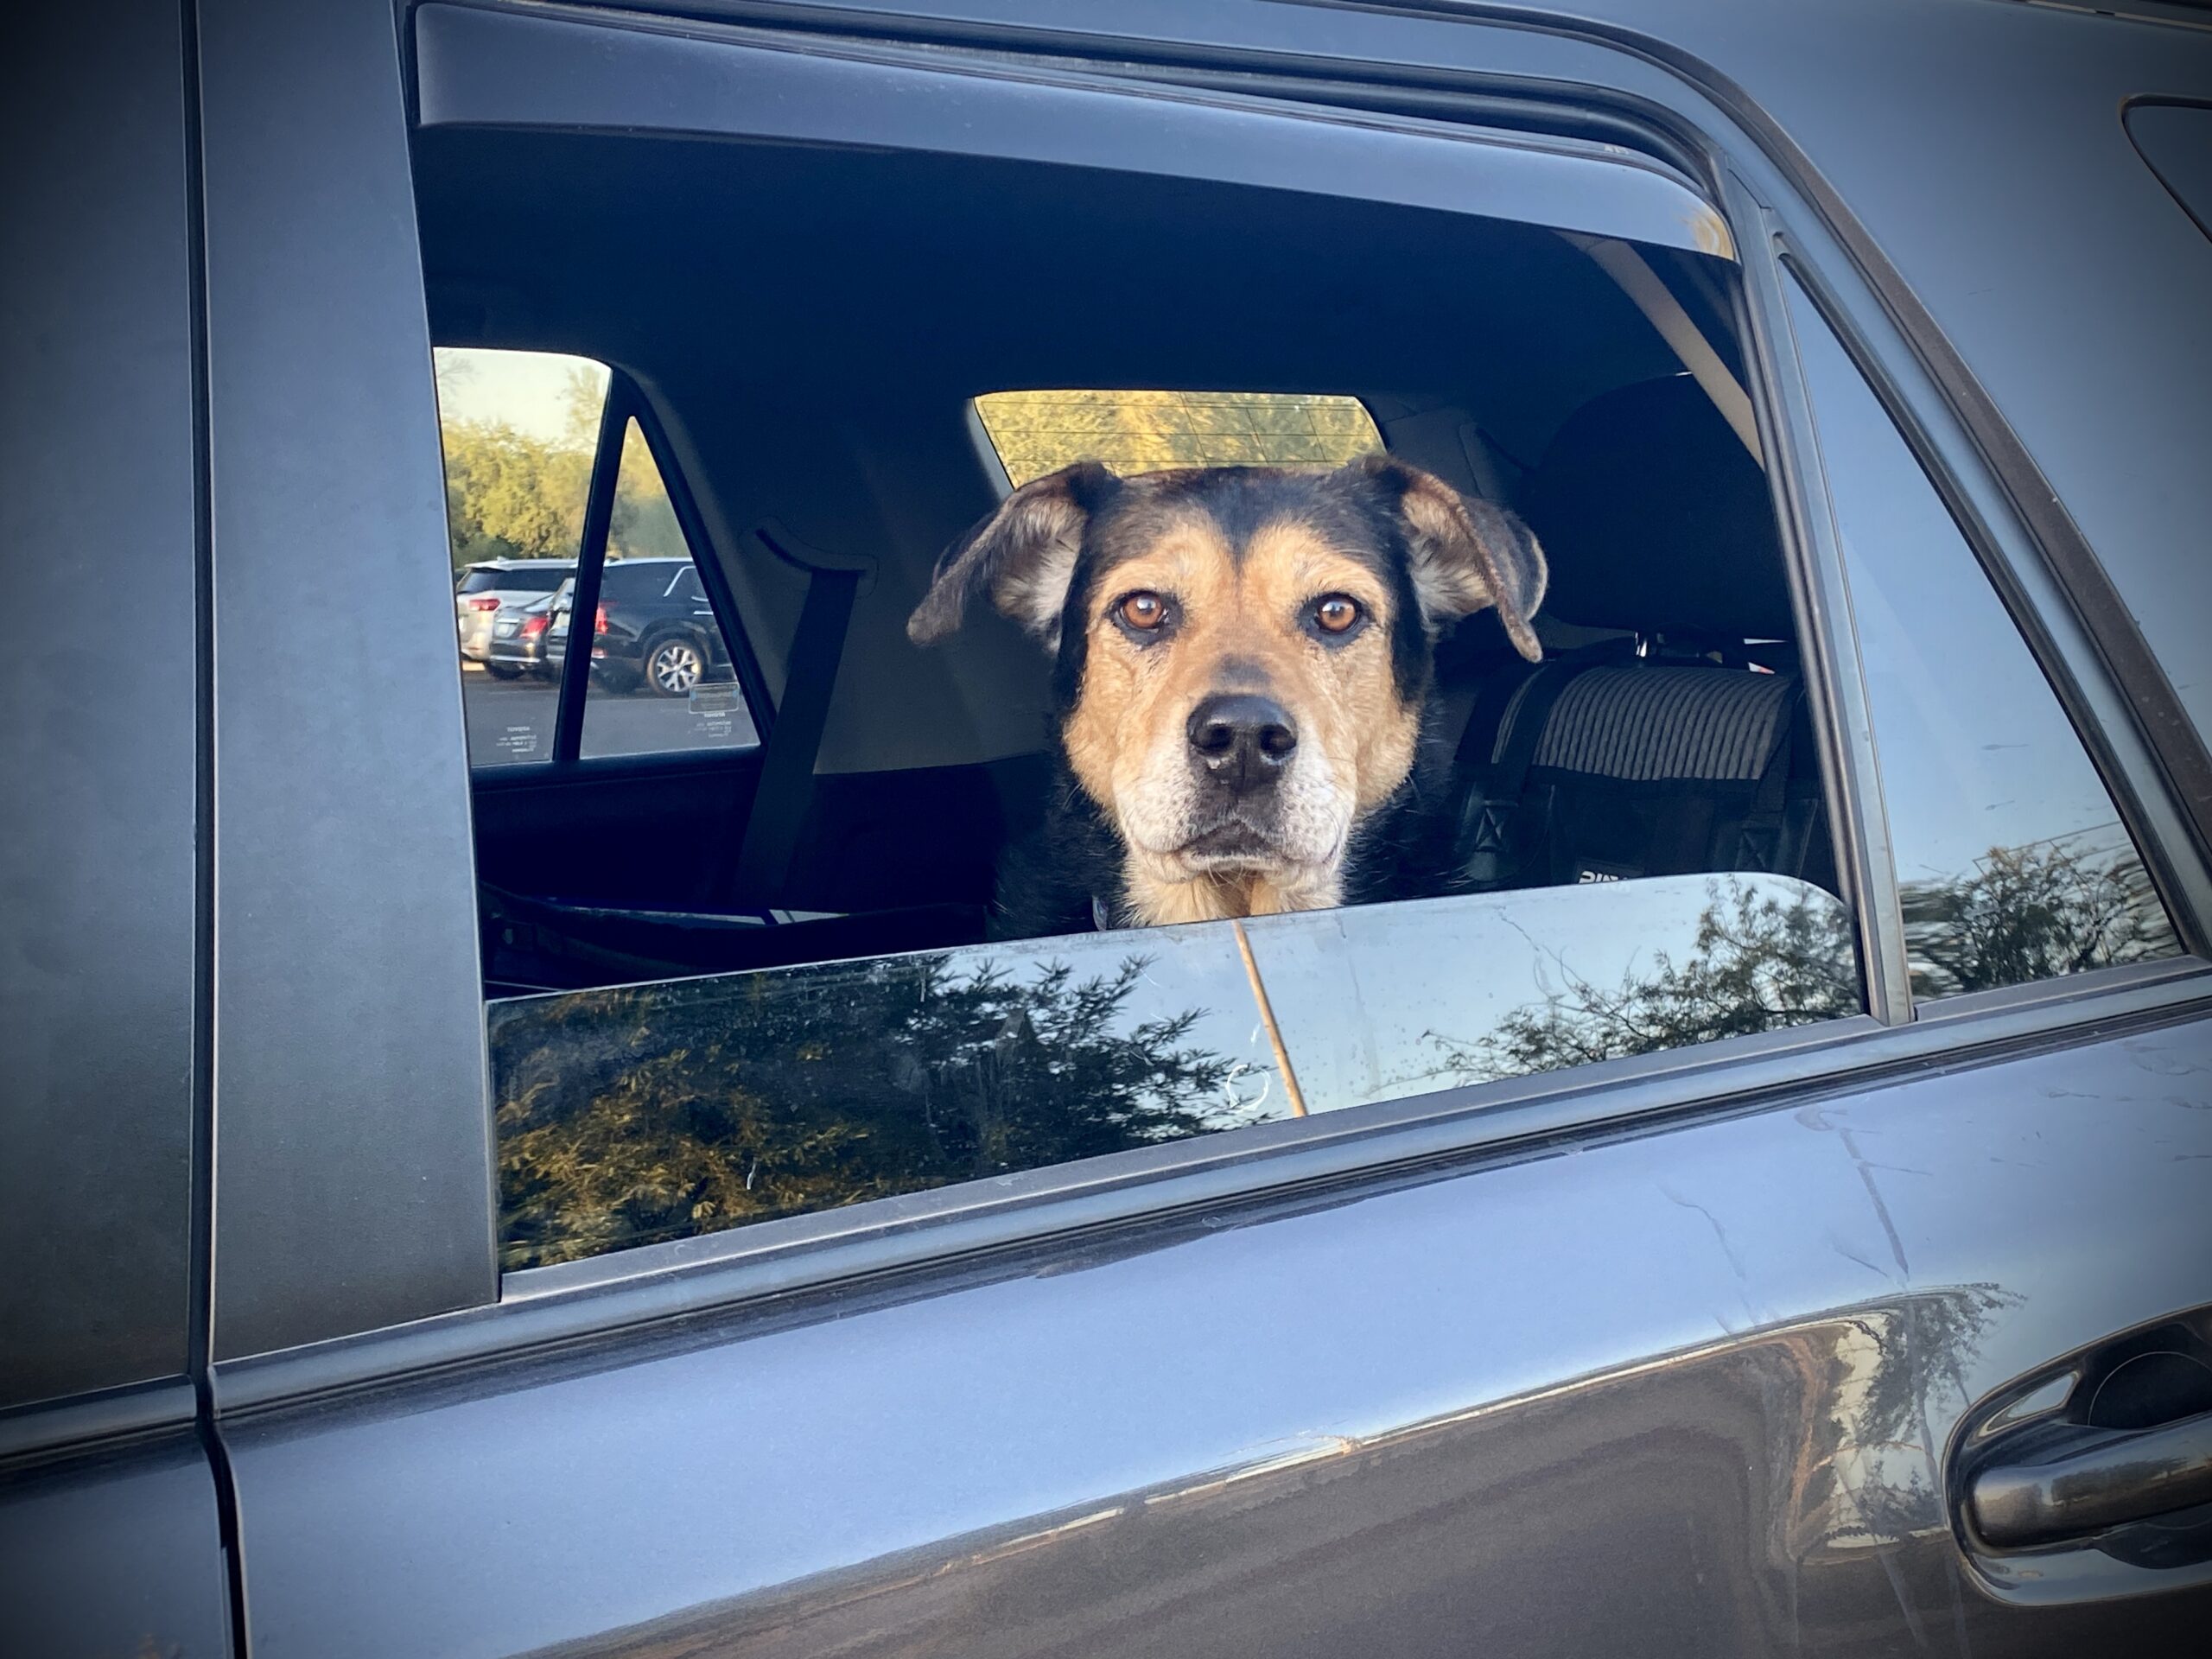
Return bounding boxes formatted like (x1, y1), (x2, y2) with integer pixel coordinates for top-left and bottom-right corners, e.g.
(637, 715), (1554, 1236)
(1187, 692), (1298, 790)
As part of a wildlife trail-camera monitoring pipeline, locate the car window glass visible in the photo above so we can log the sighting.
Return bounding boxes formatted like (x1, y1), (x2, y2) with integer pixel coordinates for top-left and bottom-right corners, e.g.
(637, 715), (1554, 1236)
(975, 390), (1382, 485)
(1783, 277), (2178, 998)
(579, 421), (759, 760)
(436, 346), (606, 768)
(490, 872), (1856, 1268)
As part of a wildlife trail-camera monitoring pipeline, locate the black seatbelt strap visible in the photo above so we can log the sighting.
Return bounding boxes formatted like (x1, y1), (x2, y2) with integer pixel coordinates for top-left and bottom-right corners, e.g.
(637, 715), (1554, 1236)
(718, 524), (868, 909)
(1451, 658), (1585, 886)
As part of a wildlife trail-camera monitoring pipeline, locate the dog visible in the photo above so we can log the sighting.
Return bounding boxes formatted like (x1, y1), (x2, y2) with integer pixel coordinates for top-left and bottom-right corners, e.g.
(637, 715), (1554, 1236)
(908, 454), (1546, 936)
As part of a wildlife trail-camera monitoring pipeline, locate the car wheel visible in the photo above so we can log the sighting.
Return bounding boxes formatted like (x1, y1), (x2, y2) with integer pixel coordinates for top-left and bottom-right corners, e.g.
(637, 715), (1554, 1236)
(485, 662), (524, 680)
(644, 635), (706, 697)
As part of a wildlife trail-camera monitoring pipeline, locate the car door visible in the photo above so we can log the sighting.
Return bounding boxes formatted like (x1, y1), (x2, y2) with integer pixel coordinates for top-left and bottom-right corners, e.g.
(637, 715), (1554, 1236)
(1, 5), (234, 1656)
(200, 4), (2212, 1658)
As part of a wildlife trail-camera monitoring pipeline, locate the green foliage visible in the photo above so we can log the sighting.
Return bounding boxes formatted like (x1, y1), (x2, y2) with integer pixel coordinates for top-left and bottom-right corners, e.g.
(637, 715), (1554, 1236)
(440, 420), (593, 568)
(493, 952), (1244, 1269)
(439, 372), (690, 570)
(976, 390), (1382, 485)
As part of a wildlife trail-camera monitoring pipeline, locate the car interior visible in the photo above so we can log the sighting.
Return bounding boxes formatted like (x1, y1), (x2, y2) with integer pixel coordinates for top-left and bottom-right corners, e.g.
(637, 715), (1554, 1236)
(412, 126), (1838, 998)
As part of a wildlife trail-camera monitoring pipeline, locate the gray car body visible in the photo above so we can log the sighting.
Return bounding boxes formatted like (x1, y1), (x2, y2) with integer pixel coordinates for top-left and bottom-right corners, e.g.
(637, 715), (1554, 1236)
(3, 1), (2210, 1656)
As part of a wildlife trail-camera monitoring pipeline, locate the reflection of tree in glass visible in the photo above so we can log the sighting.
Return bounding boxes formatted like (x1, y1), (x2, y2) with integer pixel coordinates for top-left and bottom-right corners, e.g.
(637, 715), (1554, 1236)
(1429, 880), (1859, 1085)
(1796, 1285), (2019, 1549)
(1432, 836), (2176, 1086)
(1900, 833), (2173, 999)
(494, 954), (1248, 1270)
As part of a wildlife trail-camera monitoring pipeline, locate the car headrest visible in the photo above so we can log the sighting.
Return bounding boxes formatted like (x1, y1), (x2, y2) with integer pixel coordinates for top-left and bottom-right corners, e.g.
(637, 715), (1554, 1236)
(1520, 375), (1796, 641)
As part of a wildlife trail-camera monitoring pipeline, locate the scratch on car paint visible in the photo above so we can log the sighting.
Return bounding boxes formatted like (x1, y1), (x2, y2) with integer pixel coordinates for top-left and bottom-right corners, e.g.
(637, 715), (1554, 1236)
(1659, 1184), (1758, 1325)
(1839, 1127), (1912, 1286)
(1831, 1240), (1897, 1286)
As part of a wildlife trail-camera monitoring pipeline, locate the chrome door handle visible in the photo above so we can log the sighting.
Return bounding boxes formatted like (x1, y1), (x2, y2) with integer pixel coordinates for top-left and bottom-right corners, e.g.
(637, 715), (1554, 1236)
(1968, 1408), (2212, 1548)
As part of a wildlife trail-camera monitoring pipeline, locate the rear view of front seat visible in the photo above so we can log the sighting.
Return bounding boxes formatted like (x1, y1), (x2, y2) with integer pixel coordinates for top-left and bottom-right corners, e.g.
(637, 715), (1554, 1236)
(1447, 374), (1838, 897)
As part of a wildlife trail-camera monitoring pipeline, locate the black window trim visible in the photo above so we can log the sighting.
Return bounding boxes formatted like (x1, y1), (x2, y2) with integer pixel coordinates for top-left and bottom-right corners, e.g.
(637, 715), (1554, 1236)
(200, 0), (2212, 1395)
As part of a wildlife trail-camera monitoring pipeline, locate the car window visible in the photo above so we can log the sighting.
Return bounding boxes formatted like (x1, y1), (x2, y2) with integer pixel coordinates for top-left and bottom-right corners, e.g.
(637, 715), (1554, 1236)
(415, 112), (1873, 1279)
(436, 346), (606, 768)
(975, 390), (1382, 485)
(579, 423), (760, 760)
(1783, 277), (2179, 999)
(492, 871), (1853, 1268)
(435, 353), (759, 767)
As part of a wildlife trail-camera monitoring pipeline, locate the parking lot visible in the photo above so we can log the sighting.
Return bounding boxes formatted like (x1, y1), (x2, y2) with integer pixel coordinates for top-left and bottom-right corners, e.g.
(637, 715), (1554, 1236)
(461, 664), (759, 764)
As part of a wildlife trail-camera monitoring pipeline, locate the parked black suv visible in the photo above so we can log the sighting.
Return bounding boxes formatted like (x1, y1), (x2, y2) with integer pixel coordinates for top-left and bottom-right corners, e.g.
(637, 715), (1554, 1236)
(588, 556), (733, 696)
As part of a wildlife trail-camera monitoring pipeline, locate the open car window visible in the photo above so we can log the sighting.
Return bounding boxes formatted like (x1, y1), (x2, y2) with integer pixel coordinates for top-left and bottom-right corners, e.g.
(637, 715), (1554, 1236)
(493, 873), (1853, 1268)
(406, 15), (2162, 1285)
(415, 94), (1874, 1275)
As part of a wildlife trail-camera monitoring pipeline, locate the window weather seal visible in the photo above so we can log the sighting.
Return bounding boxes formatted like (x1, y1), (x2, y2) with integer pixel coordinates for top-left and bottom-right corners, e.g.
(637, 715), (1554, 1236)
(1723, 185), (1913, 1027)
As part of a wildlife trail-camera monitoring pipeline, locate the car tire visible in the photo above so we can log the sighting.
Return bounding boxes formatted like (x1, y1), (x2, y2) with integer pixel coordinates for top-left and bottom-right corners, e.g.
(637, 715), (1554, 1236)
(642, 633), (707, 697)
(485, 662), (524, 680)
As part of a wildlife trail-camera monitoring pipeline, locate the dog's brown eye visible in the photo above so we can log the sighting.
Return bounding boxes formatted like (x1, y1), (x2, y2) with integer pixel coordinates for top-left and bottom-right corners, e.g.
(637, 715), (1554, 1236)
(1119, 591), (1168, 631)
(1313, 595), (1362, 634)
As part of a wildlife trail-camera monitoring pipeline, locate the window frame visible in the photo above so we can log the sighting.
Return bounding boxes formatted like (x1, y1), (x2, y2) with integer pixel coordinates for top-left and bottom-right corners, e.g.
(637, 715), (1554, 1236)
(206, 0), (2212, 1396)
(1758, 241), (2211, 970)
(456, 364), (773, 783)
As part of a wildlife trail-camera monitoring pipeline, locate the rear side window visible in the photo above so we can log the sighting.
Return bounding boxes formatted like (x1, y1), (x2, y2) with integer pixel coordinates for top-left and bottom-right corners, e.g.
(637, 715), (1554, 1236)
(464, 564), (571, 595)
(434, 349), (758, 767)
(581, 427), (757, 756)
(412, 84), (1866, 1277)
(975, 390), (1382, 485)
(1783, 277), (2178, 998)
(437, 347), (602, 767)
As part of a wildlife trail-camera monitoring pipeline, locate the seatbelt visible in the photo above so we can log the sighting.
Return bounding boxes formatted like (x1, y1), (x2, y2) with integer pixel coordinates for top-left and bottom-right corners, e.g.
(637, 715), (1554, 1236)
(715, 524), (869, 910)
(1451, 658), (1586, 887)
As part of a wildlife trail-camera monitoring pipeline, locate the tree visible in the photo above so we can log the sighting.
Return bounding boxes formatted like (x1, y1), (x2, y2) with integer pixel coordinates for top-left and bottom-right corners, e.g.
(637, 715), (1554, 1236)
(1428, 835), (2174, 1088)
(1899, 835), (2171, 998)
(1430, 878), (1860, 1085)
(439, 368), (691, 570)
(493, 952), (1258, 1269)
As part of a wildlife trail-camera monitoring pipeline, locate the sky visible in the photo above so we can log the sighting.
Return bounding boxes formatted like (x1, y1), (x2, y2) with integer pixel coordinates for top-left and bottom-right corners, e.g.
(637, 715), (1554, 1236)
(433, 346), (607, 447)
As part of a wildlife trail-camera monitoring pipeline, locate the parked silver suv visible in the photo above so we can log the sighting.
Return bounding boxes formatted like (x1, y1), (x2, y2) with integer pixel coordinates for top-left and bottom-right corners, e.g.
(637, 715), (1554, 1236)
(454, 557), (575, 668)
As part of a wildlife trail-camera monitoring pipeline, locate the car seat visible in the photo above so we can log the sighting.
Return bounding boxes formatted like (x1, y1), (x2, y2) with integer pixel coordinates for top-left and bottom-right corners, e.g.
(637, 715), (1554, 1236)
(1444, 374), (1837, 896)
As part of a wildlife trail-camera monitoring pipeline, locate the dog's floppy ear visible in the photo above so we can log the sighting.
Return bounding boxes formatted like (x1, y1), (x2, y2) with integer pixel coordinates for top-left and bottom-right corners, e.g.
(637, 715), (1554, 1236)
(907, 461), (1119, 647)
(1349, 454), (1547, 662)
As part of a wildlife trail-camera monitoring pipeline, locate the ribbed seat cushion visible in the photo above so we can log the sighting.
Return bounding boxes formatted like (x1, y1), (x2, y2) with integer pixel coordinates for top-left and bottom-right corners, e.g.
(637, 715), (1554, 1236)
(1519, 664), (1793, 781)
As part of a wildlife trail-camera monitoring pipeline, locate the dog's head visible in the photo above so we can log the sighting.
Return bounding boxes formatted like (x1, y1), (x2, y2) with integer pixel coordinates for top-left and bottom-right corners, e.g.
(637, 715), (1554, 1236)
(909, 455), (1546, 921)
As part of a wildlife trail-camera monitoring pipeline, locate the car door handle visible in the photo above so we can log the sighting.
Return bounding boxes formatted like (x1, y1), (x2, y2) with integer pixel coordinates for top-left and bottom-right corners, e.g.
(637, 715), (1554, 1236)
(1968, 1408), (2212, 1547)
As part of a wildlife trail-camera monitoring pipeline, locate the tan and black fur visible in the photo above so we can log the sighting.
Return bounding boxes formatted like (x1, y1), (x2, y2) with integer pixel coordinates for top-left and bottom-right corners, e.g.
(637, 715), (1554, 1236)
(909, 455), (1547, 935)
